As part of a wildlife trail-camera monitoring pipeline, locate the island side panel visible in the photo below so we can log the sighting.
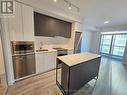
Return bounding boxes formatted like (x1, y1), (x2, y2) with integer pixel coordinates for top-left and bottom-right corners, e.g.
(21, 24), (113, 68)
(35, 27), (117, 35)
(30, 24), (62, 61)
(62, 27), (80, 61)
(61, 62), (70, 94)
(69, 57), (101, 94)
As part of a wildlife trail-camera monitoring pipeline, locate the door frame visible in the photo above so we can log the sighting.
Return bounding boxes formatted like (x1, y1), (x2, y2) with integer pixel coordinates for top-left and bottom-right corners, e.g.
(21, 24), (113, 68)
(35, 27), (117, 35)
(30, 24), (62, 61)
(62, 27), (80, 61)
(74, 31), (83, 54)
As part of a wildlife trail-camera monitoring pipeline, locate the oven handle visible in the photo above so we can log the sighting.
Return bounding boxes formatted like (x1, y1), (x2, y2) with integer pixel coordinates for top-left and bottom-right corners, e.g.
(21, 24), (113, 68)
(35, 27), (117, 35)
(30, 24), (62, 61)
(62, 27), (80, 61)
(12, 53), (35, 56)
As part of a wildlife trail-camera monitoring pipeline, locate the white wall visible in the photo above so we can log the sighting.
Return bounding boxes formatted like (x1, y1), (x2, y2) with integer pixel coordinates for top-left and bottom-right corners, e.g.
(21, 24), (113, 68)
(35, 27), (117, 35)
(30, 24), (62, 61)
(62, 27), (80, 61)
(89, 32), (101, 54)
(81, 22), (101, 54)
(81, 31), (101, 54)
(81, 31), (92, 52)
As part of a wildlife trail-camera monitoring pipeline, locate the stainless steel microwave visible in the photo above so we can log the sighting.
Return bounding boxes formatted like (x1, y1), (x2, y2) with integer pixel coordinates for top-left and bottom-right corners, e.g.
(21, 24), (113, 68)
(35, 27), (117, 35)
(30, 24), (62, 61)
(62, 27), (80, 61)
(11, 41), (34, 54)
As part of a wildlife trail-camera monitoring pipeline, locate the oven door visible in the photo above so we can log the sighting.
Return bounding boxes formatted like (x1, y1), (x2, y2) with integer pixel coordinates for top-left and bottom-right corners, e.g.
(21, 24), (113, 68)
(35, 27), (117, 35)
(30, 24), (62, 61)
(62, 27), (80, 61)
(11, 41), (34, 54)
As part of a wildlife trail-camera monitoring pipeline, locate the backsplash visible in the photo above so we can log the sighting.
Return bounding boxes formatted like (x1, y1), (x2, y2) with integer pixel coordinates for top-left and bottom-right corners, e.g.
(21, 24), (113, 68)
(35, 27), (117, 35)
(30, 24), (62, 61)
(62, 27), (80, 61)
(35, 36), (70, 50)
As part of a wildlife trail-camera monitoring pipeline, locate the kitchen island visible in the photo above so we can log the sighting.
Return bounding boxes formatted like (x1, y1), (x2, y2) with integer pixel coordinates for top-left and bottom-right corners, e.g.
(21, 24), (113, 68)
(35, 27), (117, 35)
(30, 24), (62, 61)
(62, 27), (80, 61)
(56, 52), (101, 95)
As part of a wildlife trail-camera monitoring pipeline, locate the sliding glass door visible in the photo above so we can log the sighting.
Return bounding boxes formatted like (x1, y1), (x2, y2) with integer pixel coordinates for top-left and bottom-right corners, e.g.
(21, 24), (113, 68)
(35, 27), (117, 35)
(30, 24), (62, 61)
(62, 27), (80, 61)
(99, 34), (127, 60)
(111, 34), (127, 57)
(100, 35), (112, 55)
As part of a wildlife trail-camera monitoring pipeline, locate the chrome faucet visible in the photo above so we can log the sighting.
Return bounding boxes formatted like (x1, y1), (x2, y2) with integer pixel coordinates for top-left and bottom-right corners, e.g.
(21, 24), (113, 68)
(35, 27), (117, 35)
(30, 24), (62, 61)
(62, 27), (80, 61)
(39, 42), (43, 49)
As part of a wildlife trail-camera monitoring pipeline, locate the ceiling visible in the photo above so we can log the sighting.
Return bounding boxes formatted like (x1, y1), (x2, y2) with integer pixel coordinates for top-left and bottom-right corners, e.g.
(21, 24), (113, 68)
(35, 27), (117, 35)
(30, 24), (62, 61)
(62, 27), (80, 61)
(44, 0), (127, 29)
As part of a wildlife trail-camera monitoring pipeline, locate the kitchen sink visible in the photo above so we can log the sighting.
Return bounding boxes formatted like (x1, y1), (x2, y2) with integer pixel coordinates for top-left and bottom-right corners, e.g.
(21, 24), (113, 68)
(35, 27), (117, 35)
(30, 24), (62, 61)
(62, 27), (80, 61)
(36, 49), (48, 52)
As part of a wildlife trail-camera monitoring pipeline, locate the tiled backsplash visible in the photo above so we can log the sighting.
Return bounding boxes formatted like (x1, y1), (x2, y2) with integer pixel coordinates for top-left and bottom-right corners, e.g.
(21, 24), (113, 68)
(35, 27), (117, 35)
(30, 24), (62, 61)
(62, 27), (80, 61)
(35, 36), (70, 50)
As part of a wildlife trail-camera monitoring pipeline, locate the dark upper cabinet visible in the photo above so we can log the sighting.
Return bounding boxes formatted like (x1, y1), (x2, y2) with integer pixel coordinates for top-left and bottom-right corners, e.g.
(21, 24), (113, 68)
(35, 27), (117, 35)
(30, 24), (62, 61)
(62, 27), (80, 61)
(34, 12), (55, 37)
(34, 12), (72, 38)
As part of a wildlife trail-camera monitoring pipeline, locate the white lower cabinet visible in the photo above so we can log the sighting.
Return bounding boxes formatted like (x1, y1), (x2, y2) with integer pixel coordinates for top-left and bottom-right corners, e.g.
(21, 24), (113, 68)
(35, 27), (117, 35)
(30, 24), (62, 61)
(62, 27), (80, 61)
(36, 52), (57, 74)
(45, 52), (57, 70)
(36, 53), (45, 73)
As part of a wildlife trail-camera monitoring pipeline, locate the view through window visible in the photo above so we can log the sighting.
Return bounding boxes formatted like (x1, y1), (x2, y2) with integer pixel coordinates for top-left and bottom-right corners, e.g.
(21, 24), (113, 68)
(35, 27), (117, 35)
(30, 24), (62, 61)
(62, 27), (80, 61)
(99, 32), (127, 60)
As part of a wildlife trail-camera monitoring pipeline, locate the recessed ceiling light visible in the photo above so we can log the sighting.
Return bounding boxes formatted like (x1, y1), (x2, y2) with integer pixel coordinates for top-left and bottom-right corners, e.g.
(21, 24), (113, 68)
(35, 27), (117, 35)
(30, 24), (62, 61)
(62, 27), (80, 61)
(104, 21), (109, 24)
(53, 0), (57, 3)
(68, 6), (72, 10)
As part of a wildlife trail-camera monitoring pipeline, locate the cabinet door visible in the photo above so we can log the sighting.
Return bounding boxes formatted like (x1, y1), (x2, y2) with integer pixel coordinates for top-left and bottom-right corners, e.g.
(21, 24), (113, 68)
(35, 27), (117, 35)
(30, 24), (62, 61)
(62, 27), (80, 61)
(57, 21), (72, 38)
(8, 2), (23, 41)
(35, 53), (45, 73)
(22, 4), (34, 41)
(34, 12), (71, 38)
(45, 52), (57, 71)
(34, 13), (55, 37)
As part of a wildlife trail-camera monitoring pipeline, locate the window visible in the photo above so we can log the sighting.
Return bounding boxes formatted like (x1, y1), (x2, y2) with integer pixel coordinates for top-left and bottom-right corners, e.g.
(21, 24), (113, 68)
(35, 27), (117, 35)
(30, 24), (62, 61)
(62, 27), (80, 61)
(99, 33), (127, 60)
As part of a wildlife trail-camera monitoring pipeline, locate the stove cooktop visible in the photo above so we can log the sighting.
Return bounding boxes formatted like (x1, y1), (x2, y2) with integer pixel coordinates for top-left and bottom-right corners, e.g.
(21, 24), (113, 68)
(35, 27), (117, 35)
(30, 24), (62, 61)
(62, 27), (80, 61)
(53, 48), (68, 56)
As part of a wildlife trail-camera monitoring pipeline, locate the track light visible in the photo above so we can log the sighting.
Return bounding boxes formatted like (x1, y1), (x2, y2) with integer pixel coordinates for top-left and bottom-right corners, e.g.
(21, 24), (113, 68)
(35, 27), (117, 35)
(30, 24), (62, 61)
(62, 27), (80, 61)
(64, 0), (80, 12)
(53, 0), (80, 12)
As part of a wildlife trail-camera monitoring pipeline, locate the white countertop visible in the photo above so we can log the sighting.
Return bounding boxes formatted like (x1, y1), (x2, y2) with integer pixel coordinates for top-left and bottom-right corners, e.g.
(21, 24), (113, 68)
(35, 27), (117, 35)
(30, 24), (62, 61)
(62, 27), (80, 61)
(57, 52), (101, 67)
(35, 47), (73, 54)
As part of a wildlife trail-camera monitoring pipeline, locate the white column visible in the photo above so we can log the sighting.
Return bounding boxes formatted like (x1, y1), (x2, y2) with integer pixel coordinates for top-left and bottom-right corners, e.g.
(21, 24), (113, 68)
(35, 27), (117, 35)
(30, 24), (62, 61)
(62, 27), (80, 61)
(0, 17), (15, 85)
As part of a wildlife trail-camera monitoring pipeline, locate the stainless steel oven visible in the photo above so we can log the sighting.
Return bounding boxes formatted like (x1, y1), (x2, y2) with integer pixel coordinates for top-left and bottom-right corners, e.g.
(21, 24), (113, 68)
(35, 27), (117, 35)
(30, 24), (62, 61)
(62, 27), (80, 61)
(11, 41), (36, 80)
(11, 41), (34, 54)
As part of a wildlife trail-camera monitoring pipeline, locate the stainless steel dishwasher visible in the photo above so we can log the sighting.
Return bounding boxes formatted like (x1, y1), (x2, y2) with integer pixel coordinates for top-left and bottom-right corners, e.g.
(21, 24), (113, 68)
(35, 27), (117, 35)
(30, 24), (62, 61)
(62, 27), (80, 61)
(11, 41), (36, 80)
(12, 53), (36, 79)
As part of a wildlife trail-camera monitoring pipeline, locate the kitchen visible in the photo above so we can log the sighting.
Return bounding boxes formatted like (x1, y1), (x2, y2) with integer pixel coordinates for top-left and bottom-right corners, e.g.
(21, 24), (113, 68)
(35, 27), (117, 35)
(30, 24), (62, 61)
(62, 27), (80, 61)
(0, 0), (86, 94)
(1, 0), (127, 95)
(10, 9), (74, 80)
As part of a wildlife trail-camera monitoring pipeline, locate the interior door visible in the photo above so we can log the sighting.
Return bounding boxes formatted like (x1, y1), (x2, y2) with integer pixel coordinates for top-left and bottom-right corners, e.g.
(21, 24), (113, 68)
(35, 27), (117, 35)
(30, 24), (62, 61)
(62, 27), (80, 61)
(74, 32), (82, 54)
